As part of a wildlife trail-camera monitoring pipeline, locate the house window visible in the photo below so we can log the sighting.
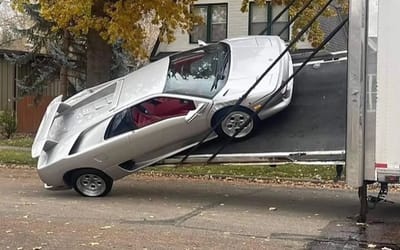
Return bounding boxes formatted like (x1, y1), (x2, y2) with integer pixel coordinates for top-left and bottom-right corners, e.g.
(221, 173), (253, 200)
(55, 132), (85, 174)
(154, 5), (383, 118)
(190, 4), (228, 43)
(249, 2), (289, 41)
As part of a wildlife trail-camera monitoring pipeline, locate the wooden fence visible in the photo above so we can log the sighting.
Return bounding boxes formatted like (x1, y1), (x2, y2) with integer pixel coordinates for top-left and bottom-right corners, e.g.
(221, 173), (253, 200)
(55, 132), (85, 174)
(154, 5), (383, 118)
(0, 58), (15, 111)
(16, 96), (54, 133)
(1, 56), (60, 134)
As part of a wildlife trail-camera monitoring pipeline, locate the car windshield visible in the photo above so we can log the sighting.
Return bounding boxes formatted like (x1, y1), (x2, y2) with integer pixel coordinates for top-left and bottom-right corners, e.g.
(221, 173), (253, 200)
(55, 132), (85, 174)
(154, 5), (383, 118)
(164, 43), (230, 99)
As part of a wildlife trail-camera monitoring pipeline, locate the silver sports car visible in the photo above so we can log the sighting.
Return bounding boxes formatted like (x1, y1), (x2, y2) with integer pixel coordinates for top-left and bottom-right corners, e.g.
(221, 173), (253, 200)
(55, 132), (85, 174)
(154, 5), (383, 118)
(32, 36), (293, 197)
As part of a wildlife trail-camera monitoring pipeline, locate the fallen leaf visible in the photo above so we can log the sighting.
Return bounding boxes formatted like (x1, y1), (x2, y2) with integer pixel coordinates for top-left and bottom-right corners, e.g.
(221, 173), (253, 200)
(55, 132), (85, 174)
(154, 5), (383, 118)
(23, 202), (37, 206)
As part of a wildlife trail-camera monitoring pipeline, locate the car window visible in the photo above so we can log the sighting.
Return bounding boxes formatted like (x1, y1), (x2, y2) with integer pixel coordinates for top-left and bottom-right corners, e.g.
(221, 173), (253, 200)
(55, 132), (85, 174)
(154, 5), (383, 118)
(104, 109), (136, 139)
(132, 97), (196, 128)
(105, 97), (196, 139)
(164, 43), (230, 99)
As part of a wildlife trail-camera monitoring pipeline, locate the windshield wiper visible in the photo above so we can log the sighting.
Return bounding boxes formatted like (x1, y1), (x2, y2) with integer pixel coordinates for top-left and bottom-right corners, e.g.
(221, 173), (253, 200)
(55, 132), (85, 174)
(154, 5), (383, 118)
(210, 51), (229, 91)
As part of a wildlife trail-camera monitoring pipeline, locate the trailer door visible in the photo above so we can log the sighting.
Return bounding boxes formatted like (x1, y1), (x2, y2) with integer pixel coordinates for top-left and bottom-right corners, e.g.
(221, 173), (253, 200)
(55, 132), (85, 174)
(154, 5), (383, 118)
(374, 0), (400, 183)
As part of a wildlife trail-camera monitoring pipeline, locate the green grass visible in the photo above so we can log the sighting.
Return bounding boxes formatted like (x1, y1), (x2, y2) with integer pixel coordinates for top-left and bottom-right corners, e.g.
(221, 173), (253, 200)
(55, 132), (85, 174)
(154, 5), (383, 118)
(0, 141), (339, 182)
(0, 150), (36, 166)
(0, 135), (34, 148)
(143, 164), (338, 181)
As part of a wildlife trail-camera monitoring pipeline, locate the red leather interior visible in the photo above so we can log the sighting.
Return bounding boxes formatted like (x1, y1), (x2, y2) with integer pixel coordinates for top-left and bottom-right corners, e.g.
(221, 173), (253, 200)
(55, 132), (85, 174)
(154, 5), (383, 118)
(132, 98), (195, 128)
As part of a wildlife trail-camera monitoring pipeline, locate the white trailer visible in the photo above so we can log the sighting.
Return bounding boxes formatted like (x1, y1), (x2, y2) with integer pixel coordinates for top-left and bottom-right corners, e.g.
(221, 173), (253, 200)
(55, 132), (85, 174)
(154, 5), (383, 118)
(347, 0), (400, 221)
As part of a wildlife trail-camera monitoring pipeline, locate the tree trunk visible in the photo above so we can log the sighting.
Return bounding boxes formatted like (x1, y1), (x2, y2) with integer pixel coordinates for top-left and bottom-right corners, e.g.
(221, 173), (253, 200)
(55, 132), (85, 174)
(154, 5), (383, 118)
(60, 29), (70, 99)
(86, 29), (113, 87)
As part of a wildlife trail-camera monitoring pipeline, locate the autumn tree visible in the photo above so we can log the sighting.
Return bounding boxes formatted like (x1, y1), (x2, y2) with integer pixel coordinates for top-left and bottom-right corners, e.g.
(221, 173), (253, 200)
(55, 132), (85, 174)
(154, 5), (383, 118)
(14, 0), (201, 87)
(6, 2), (86, 98)
(10, 0), (349, 97)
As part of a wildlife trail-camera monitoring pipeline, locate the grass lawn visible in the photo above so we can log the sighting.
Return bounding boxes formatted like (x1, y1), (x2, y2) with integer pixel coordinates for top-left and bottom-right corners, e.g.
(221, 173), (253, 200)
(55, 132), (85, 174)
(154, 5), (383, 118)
(0, 150), (36, 166)
(0, 135), (340, 182)
(0, 147), (338, 181)
(0, 134), (34, 148)
(144, 164), (338, 181)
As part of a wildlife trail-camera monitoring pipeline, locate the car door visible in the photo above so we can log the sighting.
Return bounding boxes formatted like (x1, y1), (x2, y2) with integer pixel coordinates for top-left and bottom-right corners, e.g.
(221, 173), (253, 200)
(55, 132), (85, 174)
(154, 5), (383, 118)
(126, 95), (213, 167)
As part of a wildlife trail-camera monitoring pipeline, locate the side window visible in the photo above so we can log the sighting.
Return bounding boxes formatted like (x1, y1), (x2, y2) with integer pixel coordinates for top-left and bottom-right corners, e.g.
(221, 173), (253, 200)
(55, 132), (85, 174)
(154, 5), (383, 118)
(104, 109), (136, 139)
(132, 97), (196, 128)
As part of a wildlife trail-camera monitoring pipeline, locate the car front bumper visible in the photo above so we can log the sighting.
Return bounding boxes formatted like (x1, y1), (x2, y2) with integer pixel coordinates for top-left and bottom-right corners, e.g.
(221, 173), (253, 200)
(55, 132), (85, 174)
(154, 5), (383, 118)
(44, 183), (70, 190)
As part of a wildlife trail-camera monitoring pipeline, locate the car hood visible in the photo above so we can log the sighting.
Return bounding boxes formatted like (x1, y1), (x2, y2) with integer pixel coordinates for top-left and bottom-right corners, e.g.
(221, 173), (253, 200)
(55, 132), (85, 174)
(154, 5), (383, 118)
(225, 36), (284, 79)
(217, 36), (287, 101)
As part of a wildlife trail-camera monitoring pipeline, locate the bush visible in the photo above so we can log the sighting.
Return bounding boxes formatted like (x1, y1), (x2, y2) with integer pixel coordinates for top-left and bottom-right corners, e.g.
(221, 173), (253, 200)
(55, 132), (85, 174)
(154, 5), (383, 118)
(0, 110), (17, 139)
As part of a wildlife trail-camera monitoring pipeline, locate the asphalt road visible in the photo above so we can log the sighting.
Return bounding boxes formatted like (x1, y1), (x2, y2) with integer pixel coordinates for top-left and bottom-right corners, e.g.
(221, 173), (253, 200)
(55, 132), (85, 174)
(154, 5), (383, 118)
(189, 60), (347, 159)
(1, 167), (400, 250)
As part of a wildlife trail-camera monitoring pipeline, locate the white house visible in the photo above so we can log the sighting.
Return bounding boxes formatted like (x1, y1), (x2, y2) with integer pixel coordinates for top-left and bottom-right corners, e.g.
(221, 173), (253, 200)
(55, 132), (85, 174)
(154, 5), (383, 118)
(157, 0), (291, 53)
(154, 0), (347, 57)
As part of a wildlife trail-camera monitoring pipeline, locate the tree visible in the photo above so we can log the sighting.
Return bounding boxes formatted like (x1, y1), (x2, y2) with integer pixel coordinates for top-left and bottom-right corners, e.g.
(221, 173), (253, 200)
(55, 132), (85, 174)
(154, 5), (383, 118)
(13, 0), (202, 86)
(0, 0), (30, 48)
(9, 0), (349, 97)
(6, 2), (86, 98)
(241, 0), (349, 47)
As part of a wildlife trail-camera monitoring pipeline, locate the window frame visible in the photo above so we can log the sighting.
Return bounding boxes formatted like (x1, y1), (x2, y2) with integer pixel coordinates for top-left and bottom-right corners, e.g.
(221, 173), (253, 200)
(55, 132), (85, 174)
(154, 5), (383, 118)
(104, 108), (136, 140)
(248, 2), (289, 41)
(104, 96), (198, 139)
(190, 3), (228, 44)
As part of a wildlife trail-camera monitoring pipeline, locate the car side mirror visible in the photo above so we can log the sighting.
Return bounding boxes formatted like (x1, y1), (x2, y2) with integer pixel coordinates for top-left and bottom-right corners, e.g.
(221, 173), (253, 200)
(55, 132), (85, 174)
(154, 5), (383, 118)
(185, 103), (206, 123)
(198, 40), (207, 47)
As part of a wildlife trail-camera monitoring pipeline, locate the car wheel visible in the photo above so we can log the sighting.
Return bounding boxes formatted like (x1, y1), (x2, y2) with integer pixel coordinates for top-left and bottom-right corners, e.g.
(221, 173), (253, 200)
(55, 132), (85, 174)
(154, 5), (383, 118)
(71, 169), (113, 197)
(213, 107), (259, 140)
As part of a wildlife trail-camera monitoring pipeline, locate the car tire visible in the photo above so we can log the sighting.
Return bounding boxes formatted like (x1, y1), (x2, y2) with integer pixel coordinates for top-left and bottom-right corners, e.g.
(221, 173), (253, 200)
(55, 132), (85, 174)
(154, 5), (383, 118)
(71, 169), (113, 197)
(212, 107), (259, 140)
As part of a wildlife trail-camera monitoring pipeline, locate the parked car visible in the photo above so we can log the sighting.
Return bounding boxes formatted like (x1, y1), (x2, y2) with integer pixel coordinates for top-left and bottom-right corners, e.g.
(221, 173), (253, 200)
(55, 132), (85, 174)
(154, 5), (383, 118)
(32, 36), (294, 197)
